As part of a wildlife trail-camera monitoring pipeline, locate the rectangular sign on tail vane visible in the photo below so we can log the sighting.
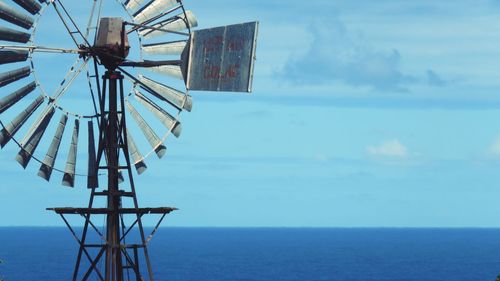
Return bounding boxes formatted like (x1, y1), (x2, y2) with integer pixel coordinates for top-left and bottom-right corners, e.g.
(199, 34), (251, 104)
(185, 21), (259, 93)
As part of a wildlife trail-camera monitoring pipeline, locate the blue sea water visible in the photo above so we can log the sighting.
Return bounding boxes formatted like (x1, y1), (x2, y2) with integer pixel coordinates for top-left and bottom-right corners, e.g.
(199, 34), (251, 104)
(0, 228), (500, 280)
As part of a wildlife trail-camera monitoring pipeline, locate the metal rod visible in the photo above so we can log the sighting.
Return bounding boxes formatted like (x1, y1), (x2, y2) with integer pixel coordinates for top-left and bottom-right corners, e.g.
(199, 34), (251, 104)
(60, 214), (105, 281)
(119, 59), (181, 67)
(52, 57), (90, 101)
(81, 213), (104, 238)
(0, 45), (84, 54)
(146, 213), (167, 244)
(55, 0), (91, 47)
(125, 20), (188, 36)
(119, 214), (131, 281)
(140, 4), (181, 26)
(120, 248), (141, 279)
(84, 0), (98, 40)
(93, 56), (103, 126)
(119, 76), (156, 280)
(73, 187), (98, 281)
(119, 215), (142, 242)
(50, 1), (79, 46)
(133, 247), (140, 281)
(82, 247), (106, 281)
(104, 70), (124, 281)
(118, 66), (181, 111)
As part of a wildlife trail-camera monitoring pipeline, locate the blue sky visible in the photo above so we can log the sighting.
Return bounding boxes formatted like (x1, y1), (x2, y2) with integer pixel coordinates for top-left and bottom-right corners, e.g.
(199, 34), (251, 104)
(2, 0), (500, 227)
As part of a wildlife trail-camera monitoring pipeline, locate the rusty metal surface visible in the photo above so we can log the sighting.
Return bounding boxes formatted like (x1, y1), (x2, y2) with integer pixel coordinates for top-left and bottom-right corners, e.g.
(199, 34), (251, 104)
(47, 207), (178, 214)
(187, 21), (259, 92)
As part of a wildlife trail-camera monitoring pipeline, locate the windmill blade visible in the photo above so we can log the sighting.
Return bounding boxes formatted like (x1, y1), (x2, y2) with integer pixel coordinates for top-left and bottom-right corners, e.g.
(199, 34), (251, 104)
(0, 1), (34, 30)
(126, 100), (166, 158)
(0, 66), (31, 87)
(62, 119), (79, 187)
(15, 106), (55, 169)
(146, 65), (183, 80)
(138, 75), (192, 112)
(87, 120), (97, 188)
(134, 91), (181, 138)
(0, 50), (29, 65)
(139, 10), (197, 39)
(142, 40), (187, 55)
(124, 0), (145, 12)
(12, 0), (41, 15)
(0, 26), (31, 43)
(127, 131), (147, 175)
(38, 114), (67, 181)
(0, 94), (43, 148)
(133, 0), (177, 24)
(0, 81), (36, 113)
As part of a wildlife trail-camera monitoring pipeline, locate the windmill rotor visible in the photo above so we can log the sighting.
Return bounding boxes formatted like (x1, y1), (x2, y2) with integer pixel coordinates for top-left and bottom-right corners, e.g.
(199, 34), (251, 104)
(0, 0), (259, 280)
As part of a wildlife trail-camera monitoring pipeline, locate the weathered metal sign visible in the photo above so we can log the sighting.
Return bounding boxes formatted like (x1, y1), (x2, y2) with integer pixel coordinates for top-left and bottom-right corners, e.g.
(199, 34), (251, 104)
(186, 21), (259, 93)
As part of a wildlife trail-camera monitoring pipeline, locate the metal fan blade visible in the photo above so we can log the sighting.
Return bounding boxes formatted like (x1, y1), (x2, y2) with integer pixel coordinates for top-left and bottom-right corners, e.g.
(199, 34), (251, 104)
(124, 0), (145, 11)
(0, 81), (36, 113)
(127, 131), (147, 175)
(134, 91), (181, 138)
(62, 119), (79, 187)
(0, 50), (29, 65)
(12, 0), (41, 15)
(87, 120), (98, 188)
(133, 0), (177, 24)
(142, 40), (187, 55)
(126, 100), (166, 158)
(138, 75), (192, 112)
(0, 2), (34, 29)
(38, 114), (67, 181)
(0, 66), (30, 87)
(0, 94), (43, 148)
(139, 10), (197, 39)
(15, 107), (55, 169)
(0, 26), (30, 43)
(146, 65), (183, 80)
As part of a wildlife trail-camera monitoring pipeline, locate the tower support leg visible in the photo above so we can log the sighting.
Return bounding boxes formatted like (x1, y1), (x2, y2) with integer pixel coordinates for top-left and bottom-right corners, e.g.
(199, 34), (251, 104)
(48, 70), (175, 281)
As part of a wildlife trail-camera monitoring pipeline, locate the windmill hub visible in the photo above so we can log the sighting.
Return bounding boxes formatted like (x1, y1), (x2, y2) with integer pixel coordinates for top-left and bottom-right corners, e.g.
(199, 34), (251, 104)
(93, 17), (130, 70)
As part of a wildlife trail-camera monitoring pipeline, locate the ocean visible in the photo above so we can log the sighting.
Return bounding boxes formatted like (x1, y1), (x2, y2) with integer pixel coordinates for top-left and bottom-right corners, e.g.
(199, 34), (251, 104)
(0, 228), (499, 280)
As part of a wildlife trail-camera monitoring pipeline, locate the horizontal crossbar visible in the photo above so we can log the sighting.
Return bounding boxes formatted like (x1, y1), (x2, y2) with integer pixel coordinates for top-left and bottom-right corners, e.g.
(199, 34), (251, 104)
(47, 207), (177, 215)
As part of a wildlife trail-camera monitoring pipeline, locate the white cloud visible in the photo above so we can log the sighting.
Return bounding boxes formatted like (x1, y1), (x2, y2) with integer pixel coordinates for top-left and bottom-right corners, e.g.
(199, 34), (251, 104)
(366, 139), (409, 158)
(488, 136), (500, 156)
(279, 19), (414, 92)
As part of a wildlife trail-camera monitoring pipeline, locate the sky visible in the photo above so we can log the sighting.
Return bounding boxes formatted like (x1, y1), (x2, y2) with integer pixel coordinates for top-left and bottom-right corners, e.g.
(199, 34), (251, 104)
(2, 0), (500, 227)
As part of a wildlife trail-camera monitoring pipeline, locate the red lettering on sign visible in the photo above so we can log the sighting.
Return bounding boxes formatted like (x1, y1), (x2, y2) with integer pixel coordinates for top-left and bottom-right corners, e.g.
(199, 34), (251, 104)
(203, 64), (241, 82)
(202, 36), (246, 53)
(226, 37), (244, 52)
(203, 36), (223, 53)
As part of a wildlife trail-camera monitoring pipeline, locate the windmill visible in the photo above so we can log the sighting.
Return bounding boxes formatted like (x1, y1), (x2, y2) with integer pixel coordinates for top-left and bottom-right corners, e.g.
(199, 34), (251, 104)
(0, 0), (258, 280)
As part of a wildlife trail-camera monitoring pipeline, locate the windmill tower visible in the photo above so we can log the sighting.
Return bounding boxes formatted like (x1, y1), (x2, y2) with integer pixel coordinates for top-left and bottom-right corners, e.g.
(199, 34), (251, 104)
(0, 0), (258, 280)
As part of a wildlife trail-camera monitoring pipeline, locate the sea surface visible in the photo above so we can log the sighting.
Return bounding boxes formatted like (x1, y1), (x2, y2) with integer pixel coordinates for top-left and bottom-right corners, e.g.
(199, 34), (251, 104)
(0, 228), (500, 280)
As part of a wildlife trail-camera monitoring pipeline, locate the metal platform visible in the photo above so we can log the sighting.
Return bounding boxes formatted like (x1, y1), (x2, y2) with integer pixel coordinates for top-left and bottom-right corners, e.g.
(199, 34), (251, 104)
(48, 207), (177, 215)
